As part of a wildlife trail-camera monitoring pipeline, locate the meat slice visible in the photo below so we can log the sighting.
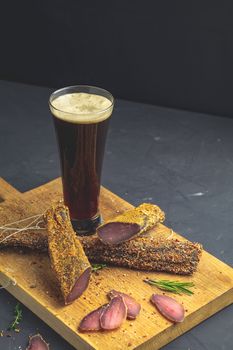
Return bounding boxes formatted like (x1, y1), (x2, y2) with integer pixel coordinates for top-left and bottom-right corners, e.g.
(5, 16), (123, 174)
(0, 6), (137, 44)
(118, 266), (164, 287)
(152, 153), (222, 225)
(100, 296), (127, 330)
(79, 305), (106, 332)
(151, 294), (185, 322)
(26, 334), (49, 350)
(107, 290), (141, 319)
(97, 203), (165, 245)
(45, 204), (91, 304)
(79, 297), (127, 332)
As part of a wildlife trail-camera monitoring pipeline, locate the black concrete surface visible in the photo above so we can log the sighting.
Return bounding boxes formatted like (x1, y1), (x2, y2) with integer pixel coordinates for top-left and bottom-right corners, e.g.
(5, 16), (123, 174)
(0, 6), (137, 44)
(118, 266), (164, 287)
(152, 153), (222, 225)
(2, 1), (233, 118)
(0, 80), (232, 350)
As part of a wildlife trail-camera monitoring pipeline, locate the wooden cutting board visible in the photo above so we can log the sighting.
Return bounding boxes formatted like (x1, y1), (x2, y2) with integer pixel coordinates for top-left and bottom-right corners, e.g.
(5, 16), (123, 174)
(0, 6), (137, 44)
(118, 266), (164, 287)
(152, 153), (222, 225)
(0, 177), (232, 350)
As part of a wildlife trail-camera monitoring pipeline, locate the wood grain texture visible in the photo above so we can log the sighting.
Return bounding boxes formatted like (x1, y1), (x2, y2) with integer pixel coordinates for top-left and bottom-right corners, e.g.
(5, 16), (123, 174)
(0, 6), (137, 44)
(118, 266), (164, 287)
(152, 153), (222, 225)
(0, 177), (21, 202)
(0, 178), (232, 350)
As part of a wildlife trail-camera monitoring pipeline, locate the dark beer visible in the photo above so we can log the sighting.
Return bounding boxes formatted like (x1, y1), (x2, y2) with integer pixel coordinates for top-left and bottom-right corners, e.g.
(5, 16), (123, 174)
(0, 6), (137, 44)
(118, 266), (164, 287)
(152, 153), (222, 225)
(53, 116), (110, 220)
(49, 86), (113, 234)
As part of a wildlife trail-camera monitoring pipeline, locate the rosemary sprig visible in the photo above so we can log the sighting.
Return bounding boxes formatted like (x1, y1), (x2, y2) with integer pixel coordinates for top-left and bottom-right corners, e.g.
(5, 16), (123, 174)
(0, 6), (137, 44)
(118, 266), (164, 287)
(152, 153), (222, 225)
(8, 303), (23, 331)
(92, 263), (107, 273)
(144, 279), (195, 295)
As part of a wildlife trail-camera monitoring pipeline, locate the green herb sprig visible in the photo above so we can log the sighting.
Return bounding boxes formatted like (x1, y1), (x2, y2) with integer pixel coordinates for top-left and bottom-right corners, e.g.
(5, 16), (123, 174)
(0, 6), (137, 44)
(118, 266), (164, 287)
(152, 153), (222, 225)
(8, 303), (23, 331)
(144, 279), (195, 295)
(92, 263), (107, 273)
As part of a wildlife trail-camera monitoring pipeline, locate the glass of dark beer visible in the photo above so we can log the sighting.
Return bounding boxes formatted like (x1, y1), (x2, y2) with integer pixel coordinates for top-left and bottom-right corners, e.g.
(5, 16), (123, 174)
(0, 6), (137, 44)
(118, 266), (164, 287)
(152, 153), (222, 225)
(49, 85), (114, 235)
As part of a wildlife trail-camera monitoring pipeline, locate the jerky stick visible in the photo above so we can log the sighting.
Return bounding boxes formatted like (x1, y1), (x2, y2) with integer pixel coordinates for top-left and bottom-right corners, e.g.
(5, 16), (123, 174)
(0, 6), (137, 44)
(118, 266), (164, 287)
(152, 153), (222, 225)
(45, 204), (91, 304)
(0, 223), (48, 251)
(0, 203), (202, 275)
(80, 235), (202, 275)
(97, 203), (165, 245)
(0, 230), (202, 275)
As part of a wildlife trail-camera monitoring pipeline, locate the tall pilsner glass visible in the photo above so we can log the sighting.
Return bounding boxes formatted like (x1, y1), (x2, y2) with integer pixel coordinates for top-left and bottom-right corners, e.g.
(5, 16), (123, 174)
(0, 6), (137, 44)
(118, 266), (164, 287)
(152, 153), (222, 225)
(49, 85), (114, 235)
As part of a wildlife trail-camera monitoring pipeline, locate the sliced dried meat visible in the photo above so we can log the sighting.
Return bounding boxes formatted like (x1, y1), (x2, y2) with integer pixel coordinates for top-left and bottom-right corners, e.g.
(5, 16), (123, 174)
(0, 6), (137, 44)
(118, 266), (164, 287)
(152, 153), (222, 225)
(100, 296), (127, 330)
(79, 305), (106, 332)
(26, 334), (49, 350)
(107, 290), (141, 319)
(151, 294), (185, 322)
(45, 204), (91, 304)
(98, 222), (141, 245)
(97, 203), (165, 245)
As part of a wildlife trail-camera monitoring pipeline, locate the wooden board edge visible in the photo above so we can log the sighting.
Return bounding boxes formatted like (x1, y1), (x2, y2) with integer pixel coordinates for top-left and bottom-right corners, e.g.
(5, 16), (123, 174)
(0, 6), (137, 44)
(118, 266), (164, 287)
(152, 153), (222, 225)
(134, 287), (233, 350)
(0, 271), (95, 350)
(0, 177), (21, 202)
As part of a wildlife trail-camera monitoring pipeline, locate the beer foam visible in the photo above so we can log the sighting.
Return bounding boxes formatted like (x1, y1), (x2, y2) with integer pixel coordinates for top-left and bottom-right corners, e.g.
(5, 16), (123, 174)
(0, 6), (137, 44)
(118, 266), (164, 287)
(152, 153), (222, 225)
(50, 92), (113, 124)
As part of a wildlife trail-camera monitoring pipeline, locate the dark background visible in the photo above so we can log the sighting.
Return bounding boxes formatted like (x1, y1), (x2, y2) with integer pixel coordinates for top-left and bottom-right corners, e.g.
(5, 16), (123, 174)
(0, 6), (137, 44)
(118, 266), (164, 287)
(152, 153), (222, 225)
(1, 0), (233, 117)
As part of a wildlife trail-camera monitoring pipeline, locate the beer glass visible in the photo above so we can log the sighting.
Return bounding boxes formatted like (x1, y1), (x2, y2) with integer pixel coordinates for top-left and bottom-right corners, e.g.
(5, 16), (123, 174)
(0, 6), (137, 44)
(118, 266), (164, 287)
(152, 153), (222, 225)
(49, 85), (114, 235)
